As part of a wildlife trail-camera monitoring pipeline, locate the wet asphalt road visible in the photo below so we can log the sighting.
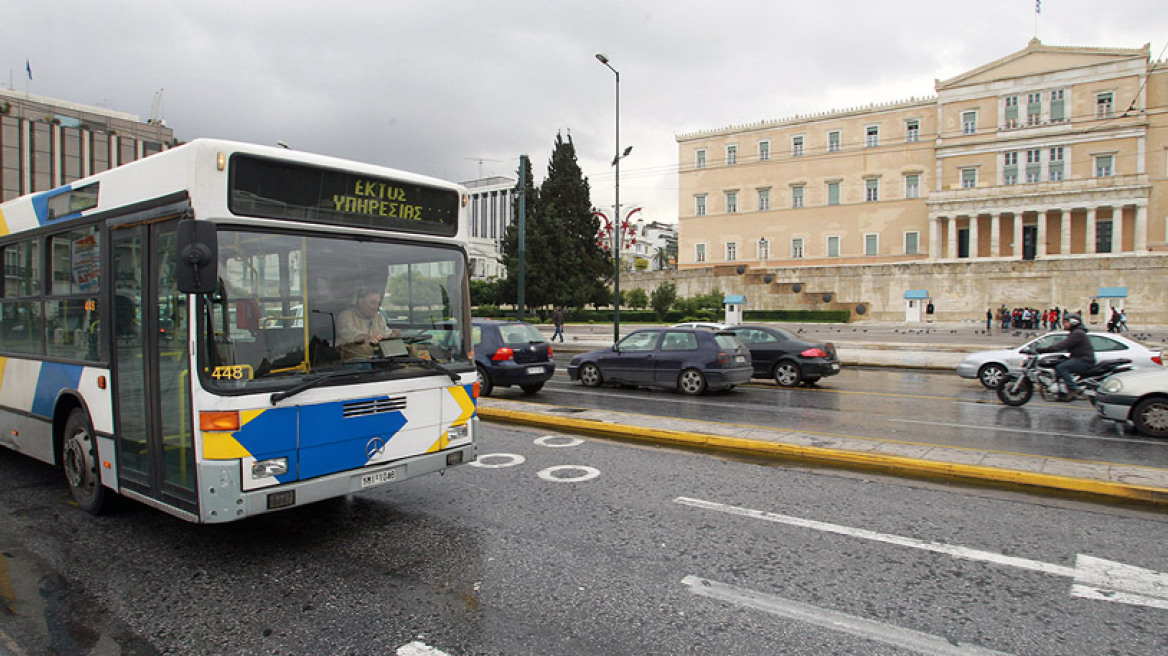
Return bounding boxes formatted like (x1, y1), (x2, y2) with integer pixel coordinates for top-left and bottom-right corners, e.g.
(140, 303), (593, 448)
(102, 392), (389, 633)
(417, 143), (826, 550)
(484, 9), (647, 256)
(3, 423), (1168, 655)
(493, 366), (1168, 468)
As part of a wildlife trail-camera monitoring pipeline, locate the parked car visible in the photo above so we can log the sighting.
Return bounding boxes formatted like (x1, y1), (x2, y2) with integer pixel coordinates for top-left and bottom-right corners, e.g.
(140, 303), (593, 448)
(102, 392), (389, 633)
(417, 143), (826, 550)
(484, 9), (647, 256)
(670, 321), (731, 331)
(567, 327), (751, 396)
(724, 325), (840, 387)
(473, 319), (554, 396)
(1095, 368), (1168, 438)
(956, 331), (1163, 389)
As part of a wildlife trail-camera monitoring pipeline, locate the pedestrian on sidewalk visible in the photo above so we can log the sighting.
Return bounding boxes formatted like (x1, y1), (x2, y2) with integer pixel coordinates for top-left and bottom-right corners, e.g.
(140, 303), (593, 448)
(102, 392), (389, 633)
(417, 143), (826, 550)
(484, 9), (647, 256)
(552, 306), (565, 343)
(986, 308), (993, 332)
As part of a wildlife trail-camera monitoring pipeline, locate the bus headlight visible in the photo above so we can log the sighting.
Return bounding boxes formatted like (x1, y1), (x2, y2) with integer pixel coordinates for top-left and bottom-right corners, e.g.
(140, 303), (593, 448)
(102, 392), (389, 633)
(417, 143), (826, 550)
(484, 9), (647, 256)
(448, 424), (470, 441)
(252, 457), (288, 479)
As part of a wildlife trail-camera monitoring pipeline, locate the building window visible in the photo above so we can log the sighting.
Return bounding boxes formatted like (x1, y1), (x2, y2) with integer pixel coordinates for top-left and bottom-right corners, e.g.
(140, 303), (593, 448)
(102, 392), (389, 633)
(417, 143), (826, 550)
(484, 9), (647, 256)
(864, 178), (879, 202)
(1026, 149), (1042, 183)
(1050, 89), (1066, 122)
(864, 233), (878, 256)
(866, 125), (879, 148)
(726, 242), (737, 261)
(792, 135), (804, 157)
(726, 191), (738, 213)
(1004, 95), (1018, 129)
(1003, 151), (1018, 185)
(695, 195), (707, 216)
(1027, 92), (1042, 126)
(1096, 92), (1114, 118)
(1049, 147), (1064, 181)
(695, 243), (706, 263)
(962, 111), (977, 135)
(758, 140), (770, 162)
(906, 120), (920, 143)
(827, 235), (840, 258)
(726, 144), (737, 165)
(791, 185), (804, 208)
(904, 174), (920, 199)
(961, 168), (977, 188)
(757, 188), (770, 211)
(904, 231), (920, 255)
(757, 238), (770, 260)
(827, 181), (840, 205)
(695, 149), (706, 169)
(791, 238), (804, 259)
(1095, 154), (1113, 177)
(827, 131), (841, 153)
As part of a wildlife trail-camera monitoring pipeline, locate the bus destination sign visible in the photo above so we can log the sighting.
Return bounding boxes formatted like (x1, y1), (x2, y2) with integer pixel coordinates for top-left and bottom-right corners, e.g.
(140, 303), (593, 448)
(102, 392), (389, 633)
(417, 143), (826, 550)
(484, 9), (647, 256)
(229, 155), (459, 236)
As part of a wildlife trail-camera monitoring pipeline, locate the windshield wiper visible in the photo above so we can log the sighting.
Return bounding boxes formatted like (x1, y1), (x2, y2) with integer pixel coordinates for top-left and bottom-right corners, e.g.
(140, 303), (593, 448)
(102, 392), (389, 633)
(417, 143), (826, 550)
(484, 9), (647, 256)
(379, 355), (462, 383)
(269, 370), (360, 405)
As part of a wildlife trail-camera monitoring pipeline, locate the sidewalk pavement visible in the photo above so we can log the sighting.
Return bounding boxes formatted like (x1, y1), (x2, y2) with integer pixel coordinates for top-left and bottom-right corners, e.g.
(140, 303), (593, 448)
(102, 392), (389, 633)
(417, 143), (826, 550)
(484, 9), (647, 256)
(476, 322), (1168, 507)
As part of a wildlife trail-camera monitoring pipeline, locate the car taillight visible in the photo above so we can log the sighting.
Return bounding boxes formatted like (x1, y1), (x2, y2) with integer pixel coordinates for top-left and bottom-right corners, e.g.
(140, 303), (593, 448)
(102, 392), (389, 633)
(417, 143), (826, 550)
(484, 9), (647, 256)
(716, 351), (730, 366)
(1155, 353), (1163, 366)
(548, 345), (554, 358)
(801, 347), (828, 358)
(491, 347), (515, 361)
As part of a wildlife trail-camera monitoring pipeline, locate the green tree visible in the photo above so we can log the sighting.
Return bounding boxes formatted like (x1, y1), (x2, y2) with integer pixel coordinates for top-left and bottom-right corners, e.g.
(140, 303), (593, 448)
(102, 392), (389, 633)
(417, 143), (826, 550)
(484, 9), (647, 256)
(634, 257), (649, 271)
(501, 133), (608, 310)
(625, 287), (649, 309)
(650, 282), (678, 321)
(652, 246), (671, 270)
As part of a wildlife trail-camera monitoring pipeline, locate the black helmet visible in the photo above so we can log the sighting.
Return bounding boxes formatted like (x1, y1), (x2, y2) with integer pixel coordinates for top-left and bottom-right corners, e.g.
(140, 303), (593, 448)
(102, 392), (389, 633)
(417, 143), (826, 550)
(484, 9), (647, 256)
(1064, 312), (1083, 327)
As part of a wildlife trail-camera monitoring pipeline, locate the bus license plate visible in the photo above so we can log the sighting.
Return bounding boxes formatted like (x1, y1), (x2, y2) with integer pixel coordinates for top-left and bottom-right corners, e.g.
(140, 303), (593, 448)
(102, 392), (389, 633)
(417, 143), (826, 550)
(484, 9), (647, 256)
(526, 366), (544, 375)
(361, 468), (398, 488)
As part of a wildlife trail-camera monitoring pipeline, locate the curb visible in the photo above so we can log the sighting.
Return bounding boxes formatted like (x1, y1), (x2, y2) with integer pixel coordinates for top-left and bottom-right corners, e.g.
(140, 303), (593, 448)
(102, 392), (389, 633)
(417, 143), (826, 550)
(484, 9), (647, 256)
(477, 406), (1168, 507)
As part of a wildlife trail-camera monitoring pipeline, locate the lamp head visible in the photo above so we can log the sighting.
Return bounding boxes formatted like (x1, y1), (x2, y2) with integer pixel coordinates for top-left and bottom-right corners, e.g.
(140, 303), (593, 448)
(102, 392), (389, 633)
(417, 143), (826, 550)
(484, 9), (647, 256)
(595, 53), (610, 64)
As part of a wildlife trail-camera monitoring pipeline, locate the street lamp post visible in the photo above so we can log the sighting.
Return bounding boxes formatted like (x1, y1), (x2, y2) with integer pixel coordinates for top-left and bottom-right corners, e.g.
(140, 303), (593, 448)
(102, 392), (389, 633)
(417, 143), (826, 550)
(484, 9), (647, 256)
(596, 52), (629, 345)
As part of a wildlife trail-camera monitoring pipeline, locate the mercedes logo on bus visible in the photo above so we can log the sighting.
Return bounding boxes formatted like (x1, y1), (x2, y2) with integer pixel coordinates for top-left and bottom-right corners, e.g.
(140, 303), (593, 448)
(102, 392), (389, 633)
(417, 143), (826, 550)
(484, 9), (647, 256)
(365, 437), (387, 460)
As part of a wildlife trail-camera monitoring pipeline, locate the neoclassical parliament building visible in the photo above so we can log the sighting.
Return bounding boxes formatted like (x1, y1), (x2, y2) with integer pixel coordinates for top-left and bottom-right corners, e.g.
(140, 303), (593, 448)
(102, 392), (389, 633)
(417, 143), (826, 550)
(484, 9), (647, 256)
(668, 40), (1168, 324)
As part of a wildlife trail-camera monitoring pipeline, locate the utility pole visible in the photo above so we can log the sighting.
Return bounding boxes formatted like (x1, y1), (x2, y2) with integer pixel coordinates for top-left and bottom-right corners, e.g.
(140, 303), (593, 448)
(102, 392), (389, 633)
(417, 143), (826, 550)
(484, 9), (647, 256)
(517, 154), (527, 321)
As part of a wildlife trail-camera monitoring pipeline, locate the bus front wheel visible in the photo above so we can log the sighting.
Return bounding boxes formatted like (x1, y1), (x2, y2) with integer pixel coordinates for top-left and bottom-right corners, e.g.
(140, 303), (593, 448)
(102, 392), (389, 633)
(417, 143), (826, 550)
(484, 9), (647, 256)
(62, 408), (108, 514)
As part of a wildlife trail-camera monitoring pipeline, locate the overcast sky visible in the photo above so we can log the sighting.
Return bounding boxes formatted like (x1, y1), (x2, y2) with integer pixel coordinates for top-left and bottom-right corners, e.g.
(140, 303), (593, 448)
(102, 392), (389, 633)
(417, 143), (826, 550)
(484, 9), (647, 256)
(4, 1), (1166, 224)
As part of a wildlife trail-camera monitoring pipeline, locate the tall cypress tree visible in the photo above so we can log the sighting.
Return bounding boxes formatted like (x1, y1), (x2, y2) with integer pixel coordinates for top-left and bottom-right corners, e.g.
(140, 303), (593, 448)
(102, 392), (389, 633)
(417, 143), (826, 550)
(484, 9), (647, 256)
(502, 132), (608, 310)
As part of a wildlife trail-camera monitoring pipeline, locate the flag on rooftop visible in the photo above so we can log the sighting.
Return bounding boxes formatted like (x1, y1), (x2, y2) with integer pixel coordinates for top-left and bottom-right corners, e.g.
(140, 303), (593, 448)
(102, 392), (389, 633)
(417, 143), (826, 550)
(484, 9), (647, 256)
(25, 59), (32, 80)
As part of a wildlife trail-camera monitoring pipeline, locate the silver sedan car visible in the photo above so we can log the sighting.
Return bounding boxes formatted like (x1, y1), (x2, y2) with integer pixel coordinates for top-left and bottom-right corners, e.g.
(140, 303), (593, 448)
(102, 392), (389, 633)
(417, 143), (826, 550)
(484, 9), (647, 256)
(956, 331), (1163, 389)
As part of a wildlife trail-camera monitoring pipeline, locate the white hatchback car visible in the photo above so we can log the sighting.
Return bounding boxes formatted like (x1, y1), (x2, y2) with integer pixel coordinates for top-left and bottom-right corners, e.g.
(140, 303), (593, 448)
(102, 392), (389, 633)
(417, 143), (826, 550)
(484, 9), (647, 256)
(1095, 368), (1168, 438)
(670, 321), (731, 331)
(956, 331), (1163, 389)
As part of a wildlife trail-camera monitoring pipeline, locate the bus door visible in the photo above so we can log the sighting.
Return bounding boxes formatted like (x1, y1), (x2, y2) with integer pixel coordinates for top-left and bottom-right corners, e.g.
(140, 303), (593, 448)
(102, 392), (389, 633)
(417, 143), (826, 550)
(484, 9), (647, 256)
(110, 218), (197, 515)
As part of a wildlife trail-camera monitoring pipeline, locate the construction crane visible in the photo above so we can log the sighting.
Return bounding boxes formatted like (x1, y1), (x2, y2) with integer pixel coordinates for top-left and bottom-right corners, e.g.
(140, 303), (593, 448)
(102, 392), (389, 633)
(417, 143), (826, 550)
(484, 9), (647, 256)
(148, 88), (164, 125)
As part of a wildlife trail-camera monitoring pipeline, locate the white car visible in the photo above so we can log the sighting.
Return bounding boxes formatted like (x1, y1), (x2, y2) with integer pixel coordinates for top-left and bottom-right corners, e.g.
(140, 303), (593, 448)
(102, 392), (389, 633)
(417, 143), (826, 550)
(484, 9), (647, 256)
(1095, 368), (1168, 438)
(956, 331), (1163, 389)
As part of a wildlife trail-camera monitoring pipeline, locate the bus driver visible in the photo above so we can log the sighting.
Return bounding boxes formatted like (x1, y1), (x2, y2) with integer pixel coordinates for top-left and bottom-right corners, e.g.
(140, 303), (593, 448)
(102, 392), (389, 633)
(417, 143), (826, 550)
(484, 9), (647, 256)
(337, 288), (400, 359)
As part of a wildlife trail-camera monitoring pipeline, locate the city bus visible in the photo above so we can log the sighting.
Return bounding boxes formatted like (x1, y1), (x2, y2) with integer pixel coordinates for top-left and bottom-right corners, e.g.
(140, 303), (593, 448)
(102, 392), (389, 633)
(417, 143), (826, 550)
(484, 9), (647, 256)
(0, 139), (478, 523)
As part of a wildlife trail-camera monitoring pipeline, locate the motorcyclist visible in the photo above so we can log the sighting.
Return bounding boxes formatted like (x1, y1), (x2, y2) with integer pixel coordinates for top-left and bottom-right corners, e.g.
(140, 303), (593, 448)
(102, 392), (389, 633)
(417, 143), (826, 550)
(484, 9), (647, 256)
(1035, 312), (1094, 398)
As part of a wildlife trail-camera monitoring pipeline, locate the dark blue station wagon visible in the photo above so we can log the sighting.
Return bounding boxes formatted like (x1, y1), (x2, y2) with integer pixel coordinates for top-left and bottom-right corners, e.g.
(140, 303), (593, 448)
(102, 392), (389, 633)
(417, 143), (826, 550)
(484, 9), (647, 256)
(567, 328), (752, 396)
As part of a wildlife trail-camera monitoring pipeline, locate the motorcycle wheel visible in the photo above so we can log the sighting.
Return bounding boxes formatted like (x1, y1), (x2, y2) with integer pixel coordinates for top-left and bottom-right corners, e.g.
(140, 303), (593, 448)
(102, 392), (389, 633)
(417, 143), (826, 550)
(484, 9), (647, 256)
(997, 377), (1034, 406)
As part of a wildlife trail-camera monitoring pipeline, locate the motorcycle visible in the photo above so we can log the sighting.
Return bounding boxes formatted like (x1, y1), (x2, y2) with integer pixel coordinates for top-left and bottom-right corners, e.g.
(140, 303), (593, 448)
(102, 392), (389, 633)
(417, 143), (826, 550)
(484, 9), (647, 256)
(996, 349), (1132, 406)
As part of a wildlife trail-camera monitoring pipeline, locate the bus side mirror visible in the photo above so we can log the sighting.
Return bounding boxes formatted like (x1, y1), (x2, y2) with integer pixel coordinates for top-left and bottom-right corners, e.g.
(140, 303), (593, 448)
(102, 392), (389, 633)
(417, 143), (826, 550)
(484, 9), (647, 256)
(176, 220), (218, 294)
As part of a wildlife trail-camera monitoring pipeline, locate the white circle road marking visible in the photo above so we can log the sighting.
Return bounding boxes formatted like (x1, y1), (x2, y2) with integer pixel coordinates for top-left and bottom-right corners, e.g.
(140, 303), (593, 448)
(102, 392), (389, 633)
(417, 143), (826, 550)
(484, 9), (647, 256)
(469, 453), (526, 468)
(534, 435), (584, 448)
(537, 465), (601, 482)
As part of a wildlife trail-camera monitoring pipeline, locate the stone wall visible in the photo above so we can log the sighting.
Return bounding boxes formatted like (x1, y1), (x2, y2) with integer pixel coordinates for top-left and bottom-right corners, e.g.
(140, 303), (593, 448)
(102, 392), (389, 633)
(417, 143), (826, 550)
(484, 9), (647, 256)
(624, 255), (1168, 324)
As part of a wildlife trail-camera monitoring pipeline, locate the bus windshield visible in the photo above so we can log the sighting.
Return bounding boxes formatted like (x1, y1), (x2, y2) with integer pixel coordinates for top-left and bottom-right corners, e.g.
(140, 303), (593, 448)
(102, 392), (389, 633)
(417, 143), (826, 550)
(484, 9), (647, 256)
(198, 228), (471, 392)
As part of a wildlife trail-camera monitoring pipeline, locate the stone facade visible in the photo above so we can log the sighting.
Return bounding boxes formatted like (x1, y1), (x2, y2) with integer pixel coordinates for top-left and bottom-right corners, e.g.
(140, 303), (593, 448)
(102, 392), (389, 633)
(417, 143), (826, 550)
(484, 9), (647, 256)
(672, 40), (1168, 322)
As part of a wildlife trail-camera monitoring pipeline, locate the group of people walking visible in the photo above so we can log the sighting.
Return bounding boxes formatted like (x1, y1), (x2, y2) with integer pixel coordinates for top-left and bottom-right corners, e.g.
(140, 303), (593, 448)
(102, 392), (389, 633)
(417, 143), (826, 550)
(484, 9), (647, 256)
(989, 306), (1067, 331)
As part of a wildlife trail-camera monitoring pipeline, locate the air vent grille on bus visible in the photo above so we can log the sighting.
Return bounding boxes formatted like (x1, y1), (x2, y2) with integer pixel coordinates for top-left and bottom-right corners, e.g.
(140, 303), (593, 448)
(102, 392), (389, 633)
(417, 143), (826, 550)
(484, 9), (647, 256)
(343, 396), (407, 417)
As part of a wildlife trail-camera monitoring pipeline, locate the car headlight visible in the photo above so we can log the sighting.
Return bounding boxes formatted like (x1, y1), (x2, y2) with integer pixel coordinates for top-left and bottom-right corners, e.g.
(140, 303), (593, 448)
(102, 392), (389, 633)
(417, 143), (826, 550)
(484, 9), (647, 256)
(1099, 377), (1124, 395)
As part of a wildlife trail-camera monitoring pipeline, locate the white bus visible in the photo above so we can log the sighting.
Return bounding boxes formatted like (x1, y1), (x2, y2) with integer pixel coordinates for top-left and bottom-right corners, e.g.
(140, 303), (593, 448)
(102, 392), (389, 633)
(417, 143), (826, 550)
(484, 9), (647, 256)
(0, 139), (478, 523)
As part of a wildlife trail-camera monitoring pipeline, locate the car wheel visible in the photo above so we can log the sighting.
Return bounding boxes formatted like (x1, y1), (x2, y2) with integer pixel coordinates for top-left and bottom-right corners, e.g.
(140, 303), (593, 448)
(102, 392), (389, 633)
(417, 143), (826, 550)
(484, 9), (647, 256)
(1131, 397), (1168, 438)
(61, 408), (108, 514)
(678, 368), (707, 396)
(978, 363), (1008, 389)
(476, 364), (494, 397)
(520, 382), (544, 394)
(773, 361), (802, 387)
(579, 363), (603, 388)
